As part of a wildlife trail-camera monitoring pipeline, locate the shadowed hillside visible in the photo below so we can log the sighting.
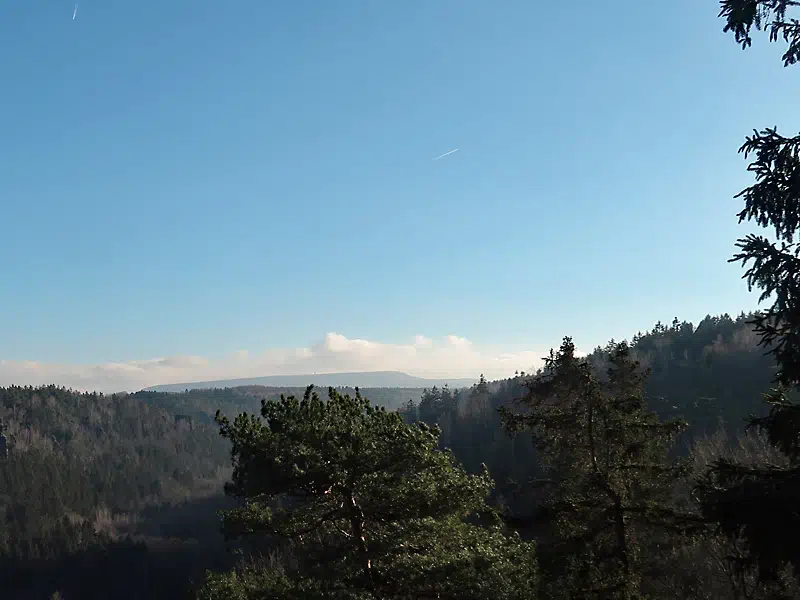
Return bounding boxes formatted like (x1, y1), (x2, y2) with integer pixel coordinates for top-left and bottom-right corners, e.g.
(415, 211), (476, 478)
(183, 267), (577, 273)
(0, 385), (234, 599)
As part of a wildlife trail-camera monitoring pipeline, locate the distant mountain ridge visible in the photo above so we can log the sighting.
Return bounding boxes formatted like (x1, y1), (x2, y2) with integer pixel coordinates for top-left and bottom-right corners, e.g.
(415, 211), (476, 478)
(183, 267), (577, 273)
(142, 371), (478, 393)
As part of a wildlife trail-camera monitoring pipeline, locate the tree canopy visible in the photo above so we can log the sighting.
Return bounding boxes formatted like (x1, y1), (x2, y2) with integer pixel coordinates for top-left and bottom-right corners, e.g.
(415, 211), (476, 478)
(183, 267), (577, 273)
(200, 385), (537, 599)
(501, 339), (695, 599)
(695, 0), (800, 587)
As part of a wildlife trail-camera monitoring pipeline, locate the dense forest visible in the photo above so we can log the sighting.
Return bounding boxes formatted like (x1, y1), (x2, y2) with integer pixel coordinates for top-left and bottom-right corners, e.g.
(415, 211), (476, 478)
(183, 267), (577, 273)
(0, 312), (794, 598)
(0, 384), (235, 599)
(3, 1), (800, 598)
(0, 384), (429, 599)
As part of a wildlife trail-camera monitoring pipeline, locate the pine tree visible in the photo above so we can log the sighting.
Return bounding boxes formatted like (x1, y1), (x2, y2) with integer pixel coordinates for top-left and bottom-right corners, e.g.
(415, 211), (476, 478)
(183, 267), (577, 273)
(199, 385), (537, 599)
(501, 339), (692, 599)
(695, 0), (800, 586)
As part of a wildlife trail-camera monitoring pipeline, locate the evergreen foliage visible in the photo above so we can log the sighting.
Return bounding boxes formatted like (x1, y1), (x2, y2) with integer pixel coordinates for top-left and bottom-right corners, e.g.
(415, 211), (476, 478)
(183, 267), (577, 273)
(500, 339), (696, 599)
(199, 385), (537, 599)
(694, 0), (800, 589)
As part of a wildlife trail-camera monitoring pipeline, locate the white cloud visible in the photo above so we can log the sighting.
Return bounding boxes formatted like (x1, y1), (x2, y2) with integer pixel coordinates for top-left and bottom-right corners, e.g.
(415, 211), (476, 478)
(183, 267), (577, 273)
(414, 335), (433, 348)
(0, 332), (568, 393)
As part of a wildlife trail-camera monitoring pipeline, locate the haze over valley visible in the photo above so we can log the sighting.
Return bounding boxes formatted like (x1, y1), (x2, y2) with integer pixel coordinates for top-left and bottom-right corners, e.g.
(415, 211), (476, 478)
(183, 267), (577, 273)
(0, 332), (556, 393)
(143, 371), (478, 393)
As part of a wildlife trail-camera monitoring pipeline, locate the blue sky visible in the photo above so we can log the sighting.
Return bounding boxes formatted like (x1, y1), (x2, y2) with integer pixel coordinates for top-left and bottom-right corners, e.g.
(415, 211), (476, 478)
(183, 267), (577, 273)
(1, 0), (798, 388)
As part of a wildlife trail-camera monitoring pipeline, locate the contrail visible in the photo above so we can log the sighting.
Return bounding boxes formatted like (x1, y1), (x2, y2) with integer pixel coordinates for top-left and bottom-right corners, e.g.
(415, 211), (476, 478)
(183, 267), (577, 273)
(73, 4), (78, 20)
(433, 148), (459, 161)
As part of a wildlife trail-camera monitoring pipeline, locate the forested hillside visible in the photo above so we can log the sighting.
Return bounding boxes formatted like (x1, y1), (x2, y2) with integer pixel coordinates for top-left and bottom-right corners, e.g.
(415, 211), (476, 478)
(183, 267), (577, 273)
(0, 383), (433, 599)
(0, 311), (791, 599)
(397, 313), (783, 509)
(604, 312), (779, 442)
(0, 385), (236, 599)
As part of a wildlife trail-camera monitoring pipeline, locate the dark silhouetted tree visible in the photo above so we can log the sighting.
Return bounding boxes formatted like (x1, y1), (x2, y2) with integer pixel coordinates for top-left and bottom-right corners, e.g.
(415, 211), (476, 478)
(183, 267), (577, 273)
(501, 339), (693, 599)
(695, 0), (800, 588)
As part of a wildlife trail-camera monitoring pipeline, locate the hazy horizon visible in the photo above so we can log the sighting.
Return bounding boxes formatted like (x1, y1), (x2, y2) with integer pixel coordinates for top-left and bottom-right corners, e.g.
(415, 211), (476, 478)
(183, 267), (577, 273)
(2, 1), (795, 392)
(0, 312), (747, 393)
(0, 331), (562, 393)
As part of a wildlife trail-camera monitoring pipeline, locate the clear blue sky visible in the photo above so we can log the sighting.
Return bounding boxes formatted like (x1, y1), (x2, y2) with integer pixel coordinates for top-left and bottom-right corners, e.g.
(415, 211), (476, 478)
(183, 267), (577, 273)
(1, 0), (798, 366)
